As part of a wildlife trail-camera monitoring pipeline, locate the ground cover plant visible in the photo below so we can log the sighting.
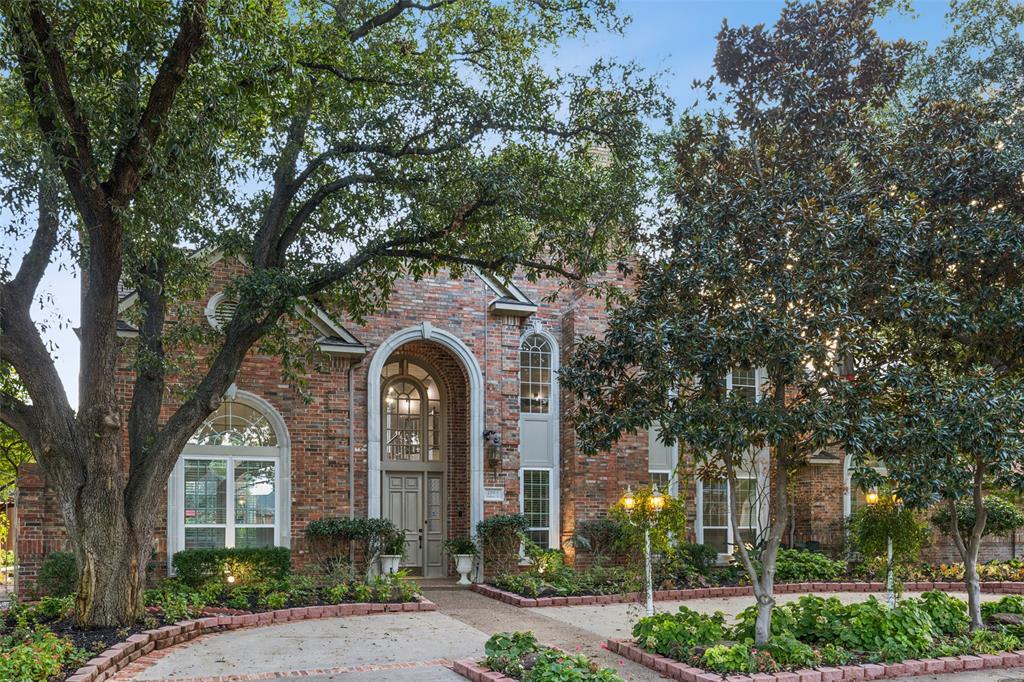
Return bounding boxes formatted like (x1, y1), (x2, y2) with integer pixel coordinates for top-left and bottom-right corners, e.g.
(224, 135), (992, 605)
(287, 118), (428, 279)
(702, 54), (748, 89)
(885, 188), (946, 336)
(632, 591), (1024, 675)
(482, 631), (623, 681)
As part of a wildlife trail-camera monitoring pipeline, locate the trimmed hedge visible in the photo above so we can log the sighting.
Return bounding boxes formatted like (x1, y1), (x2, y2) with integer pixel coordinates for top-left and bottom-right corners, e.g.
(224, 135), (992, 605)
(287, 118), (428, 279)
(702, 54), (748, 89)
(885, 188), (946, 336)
(304, 517), (403, 575)
(171, 547), (291, 587)
(38, 551), (77, 597)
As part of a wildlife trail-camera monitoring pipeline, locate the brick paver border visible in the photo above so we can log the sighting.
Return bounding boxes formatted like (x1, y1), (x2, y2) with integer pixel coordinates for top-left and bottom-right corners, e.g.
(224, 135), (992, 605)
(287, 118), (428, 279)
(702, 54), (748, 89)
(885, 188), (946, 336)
(451, 658), (517, 682)
(66, 596), (438, 682)
(608, 638), (1024, 682)
(470, 580), (1024, 608)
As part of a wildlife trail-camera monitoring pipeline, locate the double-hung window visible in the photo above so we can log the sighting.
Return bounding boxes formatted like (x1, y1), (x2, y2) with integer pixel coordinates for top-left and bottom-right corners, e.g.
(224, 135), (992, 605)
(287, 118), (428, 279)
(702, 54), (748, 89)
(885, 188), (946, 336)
(521, 469), (552, 548)
(698, 367), (764, 556)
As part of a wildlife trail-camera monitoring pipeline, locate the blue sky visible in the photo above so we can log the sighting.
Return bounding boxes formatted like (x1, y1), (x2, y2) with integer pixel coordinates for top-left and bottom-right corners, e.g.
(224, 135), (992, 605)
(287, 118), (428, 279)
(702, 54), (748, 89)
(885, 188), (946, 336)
(21, 0), (955, 409)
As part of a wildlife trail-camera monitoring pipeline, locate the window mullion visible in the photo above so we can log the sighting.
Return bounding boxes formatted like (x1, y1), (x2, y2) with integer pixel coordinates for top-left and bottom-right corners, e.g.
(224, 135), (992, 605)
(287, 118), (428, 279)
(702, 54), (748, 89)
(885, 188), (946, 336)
(226, 457), (235, 548)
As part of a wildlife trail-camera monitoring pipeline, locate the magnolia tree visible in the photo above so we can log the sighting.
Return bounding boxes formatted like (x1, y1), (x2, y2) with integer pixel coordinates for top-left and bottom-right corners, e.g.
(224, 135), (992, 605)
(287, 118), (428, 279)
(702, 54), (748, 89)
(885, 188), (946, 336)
(561, 0), (910, 646)
(847, 0), (1024, 630)
(0, 0), (665, 626)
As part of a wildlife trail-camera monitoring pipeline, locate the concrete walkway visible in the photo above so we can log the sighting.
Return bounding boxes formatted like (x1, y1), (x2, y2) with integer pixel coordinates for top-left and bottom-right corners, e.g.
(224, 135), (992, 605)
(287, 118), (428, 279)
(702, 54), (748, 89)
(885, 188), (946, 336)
(113, 586), (1019, 682)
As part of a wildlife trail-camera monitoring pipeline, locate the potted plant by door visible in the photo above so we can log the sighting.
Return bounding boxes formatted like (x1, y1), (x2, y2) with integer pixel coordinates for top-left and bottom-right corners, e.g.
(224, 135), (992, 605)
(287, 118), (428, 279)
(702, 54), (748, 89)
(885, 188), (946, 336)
(443, 537), (478, 585)
(380, 533), (406, 575)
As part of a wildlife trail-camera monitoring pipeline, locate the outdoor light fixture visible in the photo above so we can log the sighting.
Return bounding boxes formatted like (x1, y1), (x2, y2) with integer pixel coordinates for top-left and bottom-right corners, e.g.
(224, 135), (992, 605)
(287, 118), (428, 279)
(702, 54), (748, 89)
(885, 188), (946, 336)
(866, 489), (896, 609)
(226, 575), (236, 584)
(620, 484), (664, 617)
(483, 429), (502, 467)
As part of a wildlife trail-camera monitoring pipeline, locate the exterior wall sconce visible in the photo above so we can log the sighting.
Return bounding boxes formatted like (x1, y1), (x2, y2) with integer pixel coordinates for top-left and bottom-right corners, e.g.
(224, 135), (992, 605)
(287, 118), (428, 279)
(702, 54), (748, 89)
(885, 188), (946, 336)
(483, 429), (502, 467)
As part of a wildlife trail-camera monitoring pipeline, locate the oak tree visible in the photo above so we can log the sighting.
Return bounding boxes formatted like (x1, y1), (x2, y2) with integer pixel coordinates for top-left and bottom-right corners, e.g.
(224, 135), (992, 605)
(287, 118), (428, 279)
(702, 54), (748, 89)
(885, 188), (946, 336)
(0, 0), (664, 626)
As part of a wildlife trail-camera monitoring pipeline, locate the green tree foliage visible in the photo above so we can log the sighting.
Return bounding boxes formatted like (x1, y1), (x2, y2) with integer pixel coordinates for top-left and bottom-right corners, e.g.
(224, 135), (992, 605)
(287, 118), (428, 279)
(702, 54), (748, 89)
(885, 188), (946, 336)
(848, 494), (929, 565)
(0, 0), (665, 626)
(0, 365), (32, 503)
(846, 0), (1024, 630)
(932, 496), (1024, 540)
(562, 0), (911, 645)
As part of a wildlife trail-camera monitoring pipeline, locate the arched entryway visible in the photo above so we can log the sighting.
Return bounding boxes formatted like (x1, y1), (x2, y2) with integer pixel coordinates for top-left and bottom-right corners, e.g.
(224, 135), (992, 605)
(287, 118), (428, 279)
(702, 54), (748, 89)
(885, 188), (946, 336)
(368, 325), (482, 578)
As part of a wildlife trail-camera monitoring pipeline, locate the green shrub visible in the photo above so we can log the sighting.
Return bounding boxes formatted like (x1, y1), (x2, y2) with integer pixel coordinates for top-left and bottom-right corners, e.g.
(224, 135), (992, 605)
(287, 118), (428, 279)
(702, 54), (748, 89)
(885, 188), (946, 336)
(304, 517), (403, 575)
(933, 496), (1024, 539)
(443, 537), (478, 557)
(982, 595), (1024, 621)
(0, 630), (76, 681)
(261, 591), (289, 610)
(171, 547), (291, 587)
(37, 551), (77, 597)
(326, 583), (349, 603)
(570, 518), (629, 565)
(818, 643), (852, 666)
(525, 649), (624, 681)
(676, 543), (719, 575)
(631, 605), (727, 658)
(782, 595), (846, 643)
(839, 597), (935, 661)
(157, 590), (205, 622)
(913, 591), (969, 635)
(34, 595), (73, 622)
(774, 548), (846, 582)
(759, 634), (819, 669)
(483, 631), (540, 679)
(968, 628), (1022, 654)
(477, 514), (529, 575)
(700, 644), (756, 674)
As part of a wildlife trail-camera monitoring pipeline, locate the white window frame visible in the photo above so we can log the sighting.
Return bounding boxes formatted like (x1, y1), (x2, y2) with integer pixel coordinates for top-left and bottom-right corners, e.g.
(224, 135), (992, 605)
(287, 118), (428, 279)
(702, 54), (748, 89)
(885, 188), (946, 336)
(520, 467), (556, 550)
(843, 454), (888, 518)
(695, 367), (768, 560)
(167, 392), (290, 572)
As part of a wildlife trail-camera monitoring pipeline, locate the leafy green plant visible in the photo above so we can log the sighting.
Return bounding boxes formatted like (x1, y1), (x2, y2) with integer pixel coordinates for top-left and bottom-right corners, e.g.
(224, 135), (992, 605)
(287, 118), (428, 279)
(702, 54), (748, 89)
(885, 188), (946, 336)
(157, 591), (205, 622)
(261, 591), (289, 610)
(483, 631), (540, 679)
(525, 649), (623, 681)
(326, 583), (350, 604)
(477, 514), (529, 575)
(171, 547), (291, 587)
(0, 630), (76, 682)
(443, 537), (478, 557)
(773, 549), (846, 583)
(570, 518), (629, 566)
(981, 595), (1024, 621)
(37, 551), (77, 597)
(631, 606), (727, 658)
(913, 591), (969, 635)
(839, 598), (935, 661)
(818, 643), (852, 666)
(700, 644), (756, 674)
(967, 628), (1022, 655)
(304, 517), (403, 577)
(759, 634), (819, 669)
(33, 596), (73, 622)
(933, 496), (1024, 539)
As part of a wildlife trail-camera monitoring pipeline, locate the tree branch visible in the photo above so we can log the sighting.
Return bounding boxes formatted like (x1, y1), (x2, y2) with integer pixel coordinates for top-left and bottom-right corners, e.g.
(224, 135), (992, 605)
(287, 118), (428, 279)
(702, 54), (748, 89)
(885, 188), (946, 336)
(105, 0), (209, 205)
(348, 0), (453, 42)
(127, 259), (168, 480)
(0, 391), (35, 442)
(6, 171), (59, 305)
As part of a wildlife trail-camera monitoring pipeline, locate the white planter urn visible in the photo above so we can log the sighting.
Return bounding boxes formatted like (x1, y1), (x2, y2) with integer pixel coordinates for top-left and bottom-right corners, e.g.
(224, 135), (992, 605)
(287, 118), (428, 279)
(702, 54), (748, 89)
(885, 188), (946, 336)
(454, 554), (475, 585)
(380, 554), (402, 575)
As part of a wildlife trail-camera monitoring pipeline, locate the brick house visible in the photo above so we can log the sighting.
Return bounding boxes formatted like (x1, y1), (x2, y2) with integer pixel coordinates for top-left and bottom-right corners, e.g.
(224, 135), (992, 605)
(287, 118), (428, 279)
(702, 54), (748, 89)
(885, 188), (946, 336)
(12, 255), (1023, 591)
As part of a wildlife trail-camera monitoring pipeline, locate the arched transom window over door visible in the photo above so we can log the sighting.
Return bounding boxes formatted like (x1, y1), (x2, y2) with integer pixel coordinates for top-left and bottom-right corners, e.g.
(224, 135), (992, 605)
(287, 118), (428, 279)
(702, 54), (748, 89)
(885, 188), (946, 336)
(382, 358), (443, 462)
(170, 398), (288, 556)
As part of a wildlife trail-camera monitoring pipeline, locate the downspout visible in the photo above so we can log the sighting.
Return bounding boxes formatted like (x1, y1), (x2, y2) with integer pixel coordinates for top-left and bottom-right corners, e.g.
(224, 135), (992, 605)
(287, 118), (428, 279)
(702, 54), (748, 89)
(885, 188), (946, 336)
(349, 359), (355, 518)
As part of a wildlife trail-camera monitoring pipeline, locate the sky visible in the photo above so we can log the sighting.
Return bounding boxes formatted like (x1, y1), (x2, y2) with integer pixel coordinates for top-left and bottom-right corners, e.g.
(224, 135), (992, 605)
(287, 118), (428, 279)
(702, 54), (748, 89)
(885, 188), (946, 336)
(15, 0), (956, 410)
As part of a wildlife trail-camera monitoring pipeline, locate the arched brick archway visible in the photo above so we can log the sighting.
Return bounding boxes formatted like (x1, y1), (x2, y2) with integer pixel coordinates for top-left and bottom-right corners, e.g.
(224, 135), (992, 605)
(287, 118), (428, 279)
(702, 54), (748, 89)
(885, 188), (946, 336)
(367, 325), (483, 576)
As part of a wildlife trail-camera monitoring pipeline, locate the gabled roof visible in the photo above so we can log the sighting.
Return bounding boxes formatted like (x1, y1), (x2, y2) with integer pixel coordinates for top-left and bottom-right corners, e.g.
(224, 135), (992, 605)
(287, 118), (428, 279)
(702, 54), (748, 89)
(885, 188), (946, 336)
(116, 249), (366, 357)
(474, 268), (537, 317)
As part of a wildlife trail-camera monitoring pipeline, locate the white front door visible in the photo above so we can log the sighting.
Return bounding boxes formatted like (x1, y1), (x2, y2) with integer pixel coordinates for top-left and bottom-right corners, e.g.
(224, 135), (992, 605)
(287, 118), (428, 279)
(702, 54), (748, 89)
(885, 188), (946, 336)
(386, 473), (423, 569)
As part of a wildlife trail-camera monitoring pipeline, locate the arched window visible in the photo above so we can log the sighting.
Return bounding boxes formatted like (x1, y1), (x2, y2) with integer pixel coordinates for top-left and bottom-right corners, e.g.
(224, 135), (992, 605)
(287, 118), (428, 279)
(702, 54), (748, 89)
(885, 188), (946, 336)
(173, 398), (286, 553)
(382, 359), (442, 462)
(520, 335), (551, 414)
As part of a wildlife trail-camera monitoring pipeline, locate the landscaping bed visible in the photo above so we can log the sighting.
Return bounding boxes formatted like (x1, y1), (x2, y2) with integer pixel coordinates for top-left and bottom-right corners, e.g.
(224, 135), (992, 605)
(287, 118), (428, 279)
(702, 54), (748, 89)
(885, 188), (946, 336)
(452, 631), (623, 682)
(473, 580), (1024, 608)
(612, 593), (1024, 680)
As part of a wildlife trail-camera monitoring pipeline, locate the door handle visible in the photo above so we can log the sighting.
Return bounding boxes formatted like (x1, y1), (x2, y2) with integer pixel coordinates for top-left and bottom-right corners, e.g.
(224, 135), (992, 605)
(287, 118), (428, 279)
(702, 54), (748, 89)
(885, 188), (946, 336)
(418, 528), (424, 549)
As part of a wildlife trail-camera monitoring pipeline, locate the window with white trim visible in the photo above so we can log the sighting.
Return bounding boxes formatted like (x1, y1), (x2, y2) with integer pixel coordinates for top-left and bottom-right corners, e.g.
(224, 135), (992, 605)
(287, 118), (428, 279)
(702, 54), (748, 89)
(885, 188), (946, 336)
(699, 367), (763, 554)
(179, 400), (281, 550)
(845, 456), (887, 518)
(700, 471), (760, 554)
(520, 335), (552, 414)
(522, 469), (552, 547)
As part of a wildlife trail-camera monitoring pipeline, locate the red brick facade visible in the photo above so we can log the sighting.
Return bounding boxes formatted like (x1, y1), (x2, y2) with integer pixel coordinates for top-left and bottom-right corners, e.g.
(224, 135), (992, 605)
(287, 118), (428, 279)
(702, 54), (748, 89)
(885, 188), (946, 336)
(12, 257), (1023, 594)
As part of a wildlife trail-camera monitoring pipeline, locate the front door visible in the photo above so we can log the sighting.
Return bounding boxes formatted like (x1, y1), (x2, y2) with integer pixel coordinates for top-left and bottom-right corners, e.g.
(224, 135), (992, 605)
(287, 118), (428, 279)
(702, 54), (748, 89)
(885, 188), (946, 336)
(386, 473), (423, 569)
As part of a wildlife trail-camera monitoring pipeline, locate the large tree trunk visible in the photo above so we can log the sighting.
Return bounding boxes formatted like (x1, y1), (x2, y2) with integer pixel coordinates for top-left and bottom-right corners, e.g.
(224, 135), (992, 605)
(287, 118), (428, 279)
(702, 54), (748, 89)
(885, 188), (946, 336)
(71, 510), (150, 628)
(948, 465), (987, 631)
(963, 550), (983, 631)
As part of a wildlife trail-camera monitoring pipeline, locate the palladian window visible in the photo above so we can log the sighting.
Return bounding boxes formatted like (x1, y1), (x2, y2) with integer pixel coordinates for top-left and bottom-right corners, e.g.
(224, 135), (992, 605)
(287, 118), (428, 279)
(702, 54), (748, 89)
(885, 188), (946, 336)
(174, 398), (285, 552)
(383, 358), (442, 462)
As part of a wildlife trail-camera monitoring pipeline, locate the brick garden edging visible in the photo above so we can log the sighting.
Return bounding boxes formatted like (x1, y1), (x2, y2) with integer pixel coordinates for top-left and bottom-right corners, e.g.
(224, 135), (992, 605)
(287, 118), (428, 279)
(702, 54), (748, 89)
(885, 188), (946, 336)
(452, 658), (518, 682)
(471, 580), (1024, 608)
(65, 596), (438, 682)
(608, 638), (1024, 682)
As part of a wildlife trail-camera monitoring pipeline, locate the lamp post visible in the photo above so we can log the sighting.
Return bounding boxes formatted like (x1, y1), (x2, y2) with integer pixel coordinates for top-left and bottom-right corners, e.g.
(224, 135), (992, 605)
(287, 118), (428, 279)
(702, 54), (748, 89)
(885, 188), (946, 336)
(620, 484), (665, 617)
(865, 490), (896, 609)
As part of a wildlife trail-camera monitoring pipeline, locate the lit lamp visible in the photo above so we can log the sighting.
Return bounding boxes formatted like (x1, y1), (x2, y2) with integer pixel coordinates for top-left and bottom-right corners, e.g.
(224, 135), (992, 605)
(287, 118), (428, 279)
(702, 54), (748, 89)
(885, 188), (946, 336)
(619, 484), (665, 617)
(866, 489), (895, 609)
